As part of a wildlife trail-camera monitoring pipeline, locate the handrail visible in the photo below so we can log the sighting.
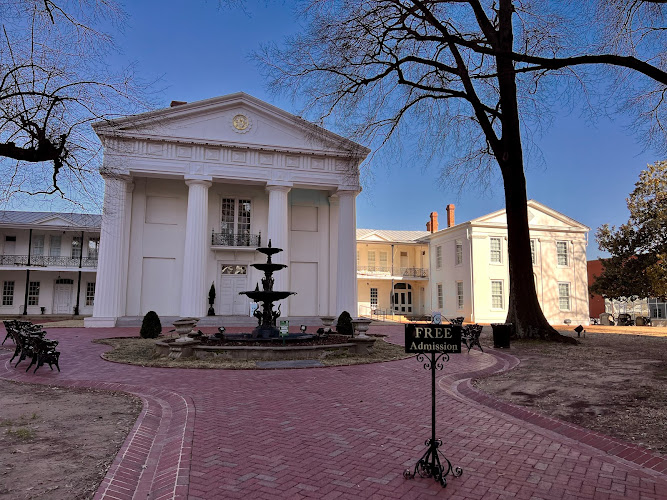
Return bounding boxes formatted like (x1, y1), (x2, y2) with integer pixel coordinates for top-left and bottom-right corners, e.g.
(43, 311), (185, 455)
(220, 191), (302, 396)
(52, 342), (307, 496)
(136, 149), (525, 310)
(0, 255), (98, 268)
(357, 266), (428, 278)
(211, 232), (261, 247)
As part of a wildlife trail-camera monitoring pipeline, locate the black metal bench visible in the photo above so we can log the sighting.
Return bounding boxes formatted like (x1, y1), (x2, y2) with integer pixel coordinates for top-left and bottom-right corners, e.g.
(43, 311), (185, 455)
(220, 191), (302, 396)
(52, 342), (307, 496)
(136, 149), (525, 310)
(461, 324), (483, 353)
(3, 320), (60, 373)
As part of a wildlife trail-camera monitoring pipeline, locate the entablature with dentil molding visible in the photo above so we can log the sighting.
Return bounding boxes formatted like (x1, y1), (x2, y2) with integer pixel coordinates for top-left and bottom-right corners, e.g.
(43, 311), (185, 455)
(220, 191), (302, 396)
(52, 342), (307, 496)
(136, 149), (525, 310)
(100, 136), (361, 191)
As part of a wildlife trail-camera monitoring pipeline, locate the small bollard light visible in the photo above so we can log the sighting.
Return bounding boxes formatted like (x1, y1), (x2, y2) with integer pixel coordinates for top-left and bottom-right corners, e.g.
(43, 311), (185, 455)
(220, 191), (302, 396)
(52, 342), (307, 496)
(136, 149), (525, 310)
(300, 325), (307, 334)
(574, 325), (584, 338)
(215, 326), (226, 339)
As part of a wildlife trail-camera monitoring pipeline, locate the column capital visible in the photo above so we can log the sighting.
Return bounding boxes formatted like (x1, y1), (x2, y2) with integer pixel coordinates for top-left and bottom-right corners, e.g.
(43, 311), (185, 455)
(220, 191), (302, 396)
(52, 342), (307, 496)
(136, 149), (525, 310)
(100, 168), (132, 183)
(334, 187), (361, 198)
(185, 177), (212, 188)
(266, 182), (292, 194)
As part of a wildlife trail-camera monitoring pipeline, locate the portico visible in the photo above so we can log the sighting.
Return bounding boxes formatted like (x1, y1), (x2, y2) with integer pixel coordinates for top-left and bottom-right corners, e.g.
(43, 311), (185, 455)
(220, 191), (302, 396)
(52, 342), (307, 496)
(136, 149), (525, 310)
(85, 93), (368, 327)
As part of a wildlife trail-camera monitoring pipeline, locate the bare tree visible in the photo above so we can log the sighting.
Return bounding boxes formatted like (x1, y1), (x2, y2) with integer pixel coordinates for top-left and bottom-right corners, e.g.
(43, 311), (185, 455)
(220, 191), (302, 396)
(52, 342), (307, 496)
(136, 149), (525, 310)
(258, 0), (666, 343)
(0, 0), (151, 205)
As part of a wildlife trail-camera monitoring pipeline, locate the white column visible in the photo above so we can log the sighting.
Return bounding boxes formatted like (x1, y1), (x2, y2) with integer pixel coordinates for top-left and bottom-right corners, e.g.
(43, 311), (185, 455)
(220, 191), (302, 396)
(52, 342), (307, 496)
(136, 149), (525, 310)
(179, 178), (212, 318)
(85, 173), (132, 327)
(336, 189), (359, 316)
(266, 183), (291, 311)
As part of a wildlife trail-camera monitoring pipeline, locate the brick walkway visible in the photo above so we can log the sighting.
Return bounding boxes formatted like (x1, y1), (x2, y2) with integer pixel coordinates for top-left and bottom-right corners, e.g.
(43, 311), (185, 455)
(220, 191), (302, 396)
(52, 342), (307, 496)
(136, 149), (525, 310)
(1, 325), (666, 500)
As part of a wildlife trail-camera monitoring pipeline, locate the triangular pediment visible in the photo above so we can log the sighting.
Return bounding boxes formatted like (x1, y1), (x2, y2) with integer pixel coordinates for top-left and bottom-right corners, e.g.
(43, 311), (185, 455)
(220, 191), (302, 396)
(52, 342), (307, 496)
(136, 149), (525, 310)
(359, 233), (390, 242)
(94, 93), (369, 158)
(471, 200), (589, 231)
(34, 215), (75, 227)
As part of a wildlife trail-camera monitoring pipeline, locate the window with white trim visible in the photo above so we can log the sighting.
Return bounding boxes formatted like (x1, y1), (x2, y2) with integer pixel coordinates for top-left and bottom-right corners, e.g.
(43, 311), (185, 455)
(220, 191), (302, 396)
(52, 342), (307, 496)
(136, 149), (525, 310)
(379, 251), (388, 272)
(436, 246), (442, 269)
(32, 235), (44, 256)
(556, 241), (569, 266)
(86, 282), (96, 306)
(28, 281), (40, 306)
(2, 281), (14, 306)
(455, 241), (463, 265)
(49, 235), (61, 257)
(456, 281), (464, 310)
(221, 265), (247, 275)
(221, 198), (252, 243)
(368, 251), (376, 271)
(88, 237), (100, 259)
(71, 236), (82, 259)
(491, 280), (504, 309)
(530, 239), (536, 265)
(437, 283), (443, 309)
(490, 238), (502, 263)
(370, 288), (378, 308)
(558, 282), (571, 311)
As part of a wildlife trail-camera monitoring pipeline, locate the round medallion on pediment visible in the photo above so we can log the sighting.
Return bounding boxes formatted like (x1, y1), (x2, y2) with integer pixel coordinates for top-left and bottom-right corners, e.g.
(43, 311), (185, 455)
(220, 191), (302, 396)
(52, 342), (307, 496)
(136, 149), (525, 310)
(231, 113), (252, 133)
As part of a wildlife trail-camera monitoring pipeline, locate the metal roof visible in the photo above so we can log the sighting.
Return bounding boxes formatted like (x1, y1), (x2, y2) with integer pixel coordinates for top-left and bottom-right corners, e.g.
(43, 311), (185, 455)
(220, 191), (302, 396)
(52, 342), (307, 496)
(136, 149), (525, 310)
(0, 211), (101, 229)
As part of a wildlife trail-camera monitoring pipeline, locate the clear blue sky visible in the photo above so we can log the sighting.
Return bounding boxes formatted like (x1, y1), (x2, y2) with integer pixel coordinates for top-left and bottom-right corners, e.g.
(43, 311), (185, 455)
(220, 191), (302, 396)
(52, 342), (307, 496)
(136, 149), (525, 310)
(22, 1), (661, 260)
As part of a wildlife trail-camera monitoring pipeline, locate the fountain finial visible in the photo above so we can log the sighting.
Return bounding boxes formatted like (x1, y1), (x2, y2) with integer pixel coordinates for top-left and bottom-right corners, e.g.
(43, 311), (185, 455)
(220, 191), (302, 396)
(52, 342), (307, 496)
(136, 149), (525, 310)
(255, 283), (259, 292)
(268, 239), (272, 248)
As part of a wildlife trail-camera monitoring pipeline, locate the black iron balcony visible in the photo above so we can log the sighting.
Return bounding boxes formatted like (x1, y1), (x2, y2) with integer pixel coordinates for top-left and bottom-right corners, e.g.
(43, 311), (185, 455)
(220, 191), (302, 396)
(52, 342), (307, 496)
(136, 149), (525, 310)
(211, 232), (261, 247)
(357, 266), (428, 278)
(0, 255), (98, 268)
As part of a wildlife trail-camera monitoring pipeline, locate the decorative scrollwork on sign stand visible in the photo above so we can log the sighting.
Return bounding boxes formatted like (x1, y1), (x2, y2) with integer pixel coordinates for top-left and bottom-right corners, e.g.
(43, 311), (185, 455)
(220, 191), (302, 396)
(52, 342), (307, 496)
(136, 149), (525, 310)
(403, 324), (464, 488)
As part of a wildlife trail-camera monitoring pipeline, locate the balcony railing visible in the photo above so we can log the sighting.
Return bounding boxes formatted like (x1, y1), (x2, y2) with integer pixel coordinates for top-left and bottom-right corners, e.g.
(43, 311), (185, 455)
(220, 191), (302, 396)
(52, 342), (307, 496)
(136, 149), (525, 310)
(211, 232), (261, 248)
(0, 255), (98, 268)
(357, 266), (428, 278)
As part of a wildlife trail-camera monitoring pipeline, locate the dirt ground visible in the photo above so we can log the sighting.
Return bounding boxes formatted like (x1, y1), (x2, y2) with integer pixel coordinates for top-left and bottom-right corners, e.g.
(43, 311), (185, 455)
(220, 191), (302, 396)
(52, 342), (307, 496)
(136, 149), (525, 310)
(0, 380), (142, 500)
(475, 327), (667, 456)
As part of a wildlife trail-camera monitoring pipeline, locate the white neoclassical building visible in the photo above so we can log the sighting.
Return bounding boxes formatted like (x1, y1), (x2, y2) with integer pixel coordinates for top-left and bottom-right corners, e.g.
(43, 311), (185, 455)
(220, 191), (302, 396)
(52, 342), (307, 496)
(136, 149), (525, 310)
(356, 201), (591, 326)
(85, 93), (369, 327)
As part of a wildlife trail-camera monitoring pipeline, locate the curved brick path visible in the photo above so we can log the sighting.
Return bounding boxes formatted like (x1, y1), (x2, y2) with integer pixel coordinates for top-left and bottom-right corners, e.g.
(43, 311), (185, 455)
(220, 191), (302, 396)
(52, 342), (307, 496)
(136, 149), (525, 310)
(1, 325), (666, 500)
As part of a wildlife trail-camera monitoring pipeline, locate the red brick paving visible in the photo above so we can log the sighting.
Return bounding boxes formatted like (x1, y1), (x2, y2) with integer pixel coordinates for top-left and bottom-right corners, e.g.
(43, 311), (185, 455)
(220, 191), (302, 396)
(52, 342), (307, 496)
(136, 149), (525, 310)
(1, 324), (666, 499)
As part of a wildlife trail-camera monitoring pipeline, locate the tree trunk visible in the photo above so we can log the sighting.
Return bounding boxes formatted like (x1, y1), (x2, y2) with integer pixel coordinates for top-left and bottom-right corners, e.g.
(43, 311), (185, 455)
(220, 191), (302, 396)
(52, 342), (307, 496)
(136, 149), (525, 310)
(501, 169), (575, 343)
(495, 0), (577, 344)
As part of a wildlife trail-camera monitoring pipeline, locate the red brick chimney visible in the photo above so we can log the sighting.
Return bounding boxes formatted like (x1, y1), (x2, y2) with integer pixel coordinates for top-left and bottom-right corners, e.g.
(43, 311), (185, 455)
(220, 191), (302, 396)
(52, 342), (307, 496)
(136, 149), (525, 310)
(446, 204), (455, 227)
(426, 220), (432, 232)
(429, 212), (438, 233)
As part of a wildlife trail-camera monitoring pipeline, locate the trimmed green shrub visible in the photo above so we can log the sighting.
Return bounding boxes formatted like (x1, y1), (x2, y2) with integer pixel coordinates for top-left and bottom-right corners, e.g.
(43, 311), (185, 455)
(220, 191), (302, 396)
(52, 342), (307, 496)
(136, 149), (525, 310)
(336, 310), (354, 336)
(140, 311), (162, 339)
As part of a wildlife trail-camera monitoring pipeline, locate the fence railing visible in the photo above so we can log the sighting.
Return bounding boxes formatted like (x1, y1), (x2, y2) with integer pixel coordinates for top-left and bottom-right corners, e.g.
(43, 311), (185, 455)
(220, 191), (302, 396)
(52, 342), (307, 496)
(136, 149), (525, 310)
(357, 304), (428, 323)
(211, 232), (261, 247)
(0, 255), (98, 268)
(357, 266), (428, 278)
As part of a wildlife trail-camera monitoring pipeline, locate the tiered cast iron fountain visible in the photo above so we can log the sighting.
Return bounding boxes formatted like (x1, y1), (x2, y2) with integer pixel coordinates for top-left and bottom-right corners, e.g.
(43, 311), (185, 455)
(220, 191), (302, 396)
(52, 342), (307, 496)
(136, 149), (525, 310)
(239, 240), (299, 339)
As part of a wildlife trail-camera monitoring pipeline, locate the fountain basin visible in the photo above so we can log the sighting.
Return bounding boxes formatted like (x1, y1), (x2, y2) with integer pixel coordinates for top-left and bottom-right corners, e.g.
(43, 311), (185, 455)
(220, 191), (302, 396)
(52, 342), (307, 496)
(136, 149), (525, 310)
(155, 336), (376, 361)
(241, 290), (295, 302)
(251, 263), (287, 273)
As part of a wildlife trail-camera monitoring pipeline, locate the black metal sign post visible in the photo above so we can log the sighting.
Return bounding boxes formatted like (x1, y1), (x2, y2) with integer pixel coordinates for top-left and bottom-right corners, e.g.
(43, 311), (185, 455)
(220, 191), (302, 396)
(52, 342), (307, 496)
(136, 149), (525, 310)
(403, 324), (463, 488)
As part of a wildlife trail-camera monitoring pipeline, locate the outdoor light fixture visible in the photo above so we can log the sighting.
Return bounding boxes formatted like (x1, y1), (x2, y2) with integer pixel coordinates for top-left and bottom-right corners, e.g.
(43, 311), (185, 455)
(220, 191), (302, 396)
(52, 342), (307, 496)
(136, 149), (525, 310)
(300, 325), (307, 333)
(574, 325), (585, 338)
(215, 326), (226, 339)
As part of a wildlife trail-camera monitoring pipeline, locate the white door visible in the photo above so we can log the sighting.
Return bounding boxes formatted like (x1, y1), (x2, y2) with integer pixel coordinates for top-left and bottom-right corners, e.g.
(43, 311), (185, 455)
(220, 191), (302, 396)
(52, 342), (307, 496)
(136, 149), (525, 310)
(218, 265), (250, 315)
(53, 283), (73, 314)
(393, 283), (413, 314)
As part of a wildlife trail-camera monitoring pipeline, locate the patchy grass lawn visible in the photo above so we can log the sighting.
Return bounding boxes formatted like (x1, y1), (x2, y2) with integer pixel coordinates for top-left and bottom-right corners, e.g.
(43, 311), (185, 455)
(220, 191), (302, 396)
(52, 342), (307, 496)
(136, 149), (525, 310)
(0, 380), (141, 500)
(474, 329), (667, 456)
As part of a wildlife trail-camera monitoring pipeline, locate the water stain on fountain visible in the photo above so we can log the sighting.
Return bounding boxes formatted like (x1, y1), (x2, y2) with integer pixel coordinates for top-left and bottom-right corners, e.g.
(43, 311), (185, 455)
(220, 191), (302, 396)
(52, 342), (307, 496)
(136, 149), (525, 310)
(231, 240), (310, 341)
